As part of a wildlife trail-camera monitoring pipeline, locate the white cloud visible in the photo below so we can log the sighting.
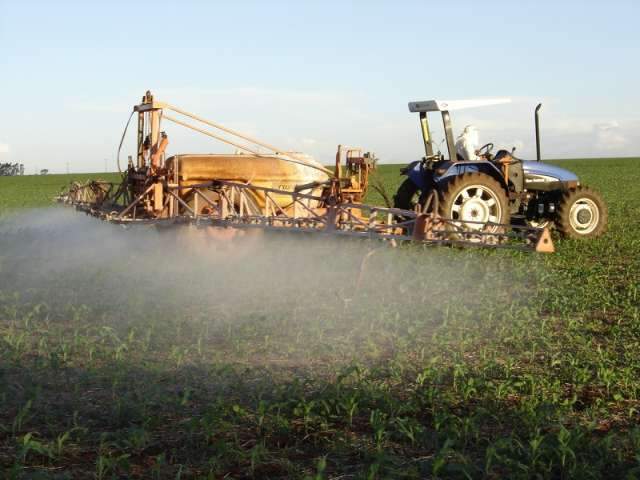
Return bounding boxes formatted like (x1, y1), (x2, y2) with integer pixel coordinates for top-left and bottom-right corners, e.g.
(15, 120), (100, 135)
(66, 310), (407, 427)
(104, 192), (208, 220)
(11, 91), (640, 172)
(594, 120), (628, 152)
(594, 121), (620, 131)
(453, 105), (640, 159)
(0, 142), (9, 154)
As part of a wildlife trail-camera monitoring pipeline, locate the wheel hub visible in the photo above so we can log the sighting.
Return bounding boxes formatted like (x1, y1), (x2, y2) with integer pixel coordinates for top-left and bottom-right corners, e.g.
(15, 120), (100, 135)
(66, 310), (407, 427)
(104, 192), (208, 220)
(569, 198), (599, 234)
(577, 208), (592, 224)
(451, 185), (501, 231)
(460, 199), (490, 224)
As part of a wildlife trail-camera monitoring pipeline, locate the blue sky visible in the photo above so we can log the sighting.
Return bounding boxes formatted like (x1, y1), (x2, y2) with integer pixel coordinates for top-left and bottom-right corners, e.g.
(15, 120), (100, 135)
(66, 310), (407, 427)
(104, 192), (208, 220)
(1, 0), (638, 172)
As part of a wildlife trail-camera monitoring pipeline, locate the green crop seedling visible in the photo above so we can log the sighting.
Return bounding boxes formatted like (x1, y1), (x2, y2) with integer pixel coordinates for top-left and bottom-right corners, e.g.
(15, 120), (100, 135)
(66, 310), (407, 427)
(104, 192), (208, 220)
(0, 158), (639, 477)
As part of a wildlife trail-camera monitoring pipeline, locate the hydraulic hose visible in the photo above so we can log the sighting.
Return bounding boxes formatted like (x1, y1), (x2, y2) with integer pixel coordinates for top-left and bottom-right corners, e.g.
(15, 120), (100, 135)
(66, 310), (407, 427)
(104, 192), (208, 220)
(116, 111), (135, 174)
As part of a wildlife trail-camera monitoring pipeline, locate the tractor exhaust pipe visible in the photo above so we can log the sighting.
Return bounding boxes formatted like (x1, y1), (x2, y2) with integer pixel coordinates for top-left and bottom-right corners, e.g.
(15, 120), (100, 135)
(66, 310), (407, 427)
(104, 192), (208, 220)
(535, 103), (542, 162)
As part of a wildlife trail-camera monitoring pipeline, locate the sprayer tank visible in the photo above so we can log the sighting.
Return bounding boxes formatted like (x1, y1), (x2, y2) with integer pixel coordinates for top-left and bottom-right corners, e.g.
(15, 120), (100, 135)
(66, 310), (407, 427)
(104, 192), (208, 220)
(164, 153), (329, 210)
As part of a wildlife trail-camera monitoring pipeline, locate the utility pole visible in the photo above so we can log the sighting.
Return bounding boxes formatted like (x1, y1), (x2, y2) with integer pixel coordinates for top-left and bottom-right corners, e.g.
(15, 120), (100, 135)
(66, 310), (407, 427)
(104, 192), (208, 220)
(66, 162), (70, 174)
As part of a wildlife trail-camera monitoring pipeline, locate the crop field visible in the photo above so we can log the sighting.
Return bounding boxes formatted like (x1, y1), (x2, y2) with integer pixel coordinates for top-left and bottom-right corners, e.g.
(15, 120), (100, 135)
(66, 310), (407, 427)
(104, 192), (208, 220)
(0, 158), (639, 479)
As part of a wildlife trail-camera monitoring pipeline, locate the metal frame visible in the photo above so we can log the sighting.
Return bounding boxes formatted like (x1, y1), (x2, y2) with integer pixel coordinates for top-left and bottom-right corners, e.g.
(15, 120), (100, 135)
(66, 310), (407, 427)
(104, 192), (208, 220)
(412, 108), (459, 162)
(56, 91), (555, 253)
(133, 91), (333, 177)
(59, 179), (555, 253)
(409, 98), (511, 161)
(535, 103), (543, 162)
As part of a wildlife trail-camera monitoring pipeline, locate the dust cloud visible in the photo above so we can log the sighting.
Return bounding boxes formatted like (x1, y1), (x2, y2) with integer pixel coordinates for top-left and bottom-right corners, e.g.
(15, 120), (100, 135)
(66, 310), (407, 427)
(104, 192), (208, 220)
(0, 207), (536, 362)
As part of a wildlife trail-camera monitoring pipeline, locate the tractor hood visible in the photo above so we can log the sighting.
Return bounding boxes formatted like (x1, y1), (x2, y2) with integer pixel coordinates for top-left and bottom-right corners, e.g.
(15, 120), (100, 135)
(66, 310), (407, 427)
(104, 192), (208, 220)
(522, 160), (579, 184)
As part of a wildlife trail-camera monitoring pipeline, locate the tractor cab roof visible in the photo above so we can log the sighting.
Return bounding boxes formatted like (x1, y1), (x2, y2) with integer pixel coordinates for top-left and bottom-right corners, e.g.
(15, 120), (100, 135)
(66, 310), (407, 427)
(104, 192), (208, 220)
(408, 98), (511, 113)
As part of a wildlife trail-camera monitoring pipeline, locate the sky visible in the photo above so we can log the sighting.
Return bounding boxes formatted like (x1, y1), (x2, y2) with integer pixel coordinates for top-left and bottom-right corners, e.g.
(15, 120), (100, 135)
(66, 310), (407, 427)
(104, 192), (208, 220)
(0, 0), (638, 173)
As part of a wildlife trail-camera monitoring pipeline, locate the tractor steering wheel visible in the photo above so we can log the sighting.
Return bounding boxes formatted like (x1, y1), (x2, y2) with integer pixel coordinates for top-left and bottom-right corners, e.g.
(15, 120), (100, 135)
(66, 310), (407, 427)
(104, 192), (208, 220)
(477, 143), (494, 159)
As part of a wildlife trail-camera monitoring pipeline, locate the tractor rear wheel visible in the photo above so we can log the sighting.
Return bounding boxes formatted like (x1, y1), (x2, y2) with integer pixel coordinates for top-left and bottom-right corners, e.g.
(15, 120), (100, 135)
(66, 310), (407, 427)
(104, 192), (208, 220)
(393, 178), (420, 211)
(438, 173), (510, 239)
(556, 186), (607, 239)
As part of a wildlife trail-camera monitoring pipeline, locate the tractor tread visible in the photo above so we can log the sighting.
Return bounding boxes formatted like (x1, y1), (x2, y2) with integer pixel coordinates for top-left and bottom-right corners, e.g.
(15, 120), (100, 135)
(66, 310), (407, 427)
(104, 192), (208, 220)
(393, 178), (420, 211)
(438, 172), (510, 223)
(437, 172), (510, 241)
(556, 186), (608, 239)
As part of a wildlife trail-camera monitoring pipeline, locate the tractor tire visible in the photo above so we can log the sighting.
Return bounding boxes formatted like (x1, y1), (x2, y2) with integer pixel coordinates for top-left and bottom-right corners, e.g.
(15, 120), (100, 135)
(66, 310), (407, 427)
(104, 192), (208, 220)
(438, 173), (510, 239)
(556, 186), (607, 239)
(393, 178), (420, 211)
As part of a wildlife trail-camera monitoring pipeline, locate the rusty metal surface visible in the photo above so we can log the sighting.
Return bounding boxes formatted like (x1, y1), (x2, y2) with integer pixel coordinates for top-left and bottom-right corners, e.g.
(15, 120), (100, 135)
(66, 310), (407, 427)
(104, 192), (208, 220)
(57, 179), (554, 253)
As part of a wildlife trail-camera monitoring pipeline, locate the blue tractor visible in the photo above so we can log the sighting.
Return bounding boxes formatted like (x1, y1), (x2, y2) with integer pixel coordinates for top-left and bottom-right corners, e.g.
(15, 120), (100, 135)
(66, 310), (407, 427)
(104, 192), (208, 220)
(393, 99), (608, 239)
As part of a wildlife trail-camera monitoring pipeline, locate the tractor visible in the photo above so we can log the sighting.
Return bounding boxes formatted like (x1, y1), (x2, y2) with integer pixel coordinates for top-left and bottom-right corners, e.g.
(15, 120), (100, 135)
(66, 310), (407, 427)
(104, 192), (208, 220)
(393, 99), (608, 239)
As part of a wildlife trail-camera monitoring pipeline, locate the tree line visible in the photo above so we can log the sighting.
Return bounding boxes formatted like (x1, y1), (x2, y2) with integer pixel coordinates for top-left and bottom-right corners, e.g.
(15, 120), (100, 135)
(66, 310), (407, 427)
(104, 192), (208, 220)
(0, 163), (25, 176)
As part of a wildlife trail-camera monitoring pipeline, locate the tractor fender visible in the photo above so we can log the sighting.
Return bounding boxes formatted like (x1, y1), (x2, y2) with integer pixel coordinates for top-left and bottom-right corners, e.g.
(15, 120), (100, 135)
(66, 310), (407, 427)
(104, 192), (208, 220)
(402, 160), (430, 192)
(435, 161), (508, 190)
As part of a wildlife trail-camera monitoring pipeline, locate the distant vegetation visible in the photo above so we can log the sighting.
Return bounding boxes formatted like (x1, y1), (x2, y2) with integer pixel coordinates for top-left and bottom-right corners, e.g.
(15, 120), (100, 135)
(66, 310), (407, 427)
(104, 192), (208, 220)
(0, 163), (25, 177)
(0, 172), (121, 211)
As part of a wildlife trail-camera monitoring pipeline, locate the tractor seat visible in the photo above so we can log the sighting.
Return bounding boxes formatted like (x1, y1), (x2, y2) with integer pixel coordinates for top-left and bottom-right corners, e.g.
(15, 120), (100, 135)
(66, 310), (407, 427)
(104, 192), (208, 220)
(493, 149), (519, 164)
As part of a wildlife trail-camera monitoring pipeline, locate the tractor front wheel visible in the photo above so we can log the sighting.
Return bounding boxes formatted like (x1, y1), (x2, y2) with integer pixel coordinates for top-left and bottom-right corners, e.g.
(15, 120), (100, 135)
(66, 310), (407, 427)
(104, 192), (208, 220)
(556, 186), (607, 239)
